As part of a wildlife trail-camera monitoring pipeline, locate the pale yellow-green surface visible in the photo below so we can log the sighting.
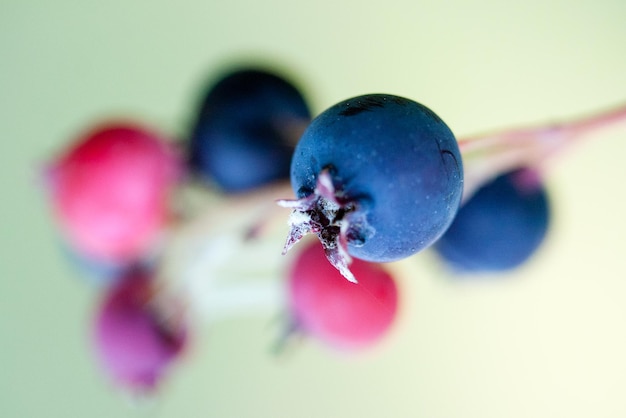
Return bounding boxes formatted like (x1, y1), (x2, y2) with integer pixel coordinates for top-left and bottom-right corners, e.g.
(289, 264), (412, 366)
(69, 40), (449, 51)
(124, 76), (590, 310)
(2, 1), (626, 417)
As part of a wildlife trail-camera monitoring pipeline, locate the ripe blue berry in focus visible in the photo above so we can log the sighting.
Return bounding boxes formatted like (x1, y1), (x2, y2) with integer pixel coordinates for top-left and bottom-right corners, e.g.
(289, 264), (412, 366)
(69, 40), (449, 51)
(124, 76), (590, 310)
(433, 168), (550, 273)
(279, 94), (463, 281)
(188, 67), (311, 192)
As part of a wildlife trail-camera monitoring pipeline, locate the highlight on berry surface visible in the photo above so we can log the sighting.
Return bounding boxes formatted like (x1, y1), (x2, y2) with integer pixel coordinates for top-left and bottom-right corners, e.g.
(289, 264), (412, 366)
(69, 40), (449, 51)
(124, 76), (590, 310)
(286, 239), (399, 351)
(46, 122), (183, 265)
(279, 94), (464, 281)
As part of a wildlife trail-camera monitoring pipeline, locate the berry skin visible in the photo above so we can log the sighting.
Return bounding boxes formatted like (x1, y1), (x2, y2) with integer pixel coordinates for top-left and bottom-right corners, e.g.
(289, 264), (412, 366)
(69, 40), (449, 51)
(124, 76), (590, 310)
(433, 168), (550, 273)
(287, 239), (398, 351)
(47, 123), (181, 264)
(279, 94), (463, 281)
(93, 268), (186, 391)
(188, 68), (311, 192)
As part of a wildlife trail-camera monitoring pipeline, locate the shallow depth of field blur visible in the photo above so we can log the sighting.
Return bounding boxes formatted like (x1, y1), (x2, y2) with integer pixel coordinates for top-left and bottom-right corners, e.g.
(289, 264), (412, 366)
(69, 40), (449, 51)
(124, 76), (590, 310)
(2, 1), (626, 417)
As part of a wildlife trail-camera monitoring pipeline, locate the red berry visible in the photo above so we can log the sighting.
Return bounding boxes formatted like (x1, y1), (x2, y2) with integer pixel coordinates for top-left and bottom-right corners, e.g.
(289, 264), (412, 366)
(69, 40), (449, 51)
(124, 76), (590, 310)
(48, 122), (182, 263)
(288, 240), (399, 351)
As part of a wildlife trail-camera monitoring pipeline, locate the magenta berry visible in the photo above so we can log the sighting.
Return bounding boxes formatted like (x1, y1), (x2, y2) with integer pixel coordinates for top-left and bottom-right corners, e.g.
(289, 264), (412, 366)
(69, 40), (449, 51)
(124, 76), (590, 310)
(287, 239), (399, 351)
(92, 269), (186, 391)
(47, 123), (182, 263)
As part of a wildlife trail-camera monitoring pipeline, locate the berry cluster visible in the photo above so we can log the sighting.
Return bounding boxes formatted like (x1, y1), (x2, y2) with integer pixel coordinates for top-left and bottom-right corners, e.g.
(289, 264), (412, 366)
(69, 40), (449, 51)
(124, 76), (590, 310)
(43, 63), (626, 394)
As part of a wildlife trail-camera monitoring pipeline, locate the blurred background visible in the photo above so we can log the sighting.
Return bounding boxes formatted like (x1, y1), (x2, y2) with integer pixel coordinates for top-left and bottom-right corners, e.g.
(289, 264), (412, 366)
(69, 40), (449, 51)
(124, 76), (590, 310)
(2, 0), (626, 417)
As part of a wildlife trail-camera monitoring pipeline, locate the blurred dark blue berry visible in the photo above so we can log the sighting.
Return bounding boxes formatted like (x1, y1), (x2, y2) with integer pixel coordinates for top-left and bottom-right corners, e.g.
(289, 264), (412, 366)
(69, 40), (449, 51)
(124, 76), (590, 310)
(188, 67), (311, 192)
(433, 168), (550, 273)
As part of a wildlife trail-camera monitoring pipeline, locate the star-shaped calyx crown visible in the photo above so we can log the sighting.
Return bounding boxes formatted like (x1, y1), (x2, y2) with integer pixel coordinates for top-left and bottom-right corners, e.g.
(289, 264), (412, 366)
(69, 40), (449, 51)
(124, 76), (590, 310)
(277, 169), (358, 283)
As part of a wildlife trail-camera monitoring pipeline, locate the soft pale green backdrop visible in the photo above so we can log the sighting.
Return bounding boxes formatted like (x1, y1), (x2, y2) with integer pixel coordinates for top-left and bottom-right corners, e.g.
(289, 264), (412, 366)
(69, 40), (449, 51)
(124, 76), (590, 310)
(2, 0), (626, 417)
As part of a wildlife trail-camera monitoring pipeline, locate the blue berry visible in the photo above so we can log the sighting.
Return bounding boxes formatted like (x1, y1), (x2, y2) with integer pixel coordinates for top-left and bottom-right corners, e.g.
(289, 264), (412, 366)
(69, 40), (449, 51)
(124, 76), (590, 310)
(279, 94), (463, 281)
(433, 168), (550, 273)
(188, 68), (311, 192)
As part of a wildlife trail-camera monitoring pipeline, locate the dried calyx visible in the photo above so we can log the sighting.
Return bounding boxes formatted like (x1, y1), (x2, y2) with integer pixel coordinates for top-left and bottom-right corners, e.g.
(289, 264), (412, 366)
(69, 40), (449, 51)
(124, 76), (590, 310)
(277, 169), (358, 283)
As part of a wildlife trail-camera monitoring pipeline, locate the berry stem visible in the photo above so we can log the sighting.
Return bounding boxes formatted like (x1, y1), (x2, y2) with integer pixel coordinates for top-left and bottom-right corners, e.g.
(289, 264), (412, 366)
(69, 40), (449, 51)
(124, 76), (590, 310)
(156, 230), (286, 324)
(157, 183), (292, 323)
(459, 102), (626, 201)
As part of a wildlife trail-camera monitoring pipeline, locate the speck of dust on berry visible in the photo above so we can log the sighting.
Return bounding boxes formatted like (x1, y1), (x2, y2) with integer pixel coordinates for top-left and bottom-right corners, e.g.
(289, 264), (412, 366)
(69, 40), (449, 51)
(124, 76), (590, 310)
(278, 94), (463, 282)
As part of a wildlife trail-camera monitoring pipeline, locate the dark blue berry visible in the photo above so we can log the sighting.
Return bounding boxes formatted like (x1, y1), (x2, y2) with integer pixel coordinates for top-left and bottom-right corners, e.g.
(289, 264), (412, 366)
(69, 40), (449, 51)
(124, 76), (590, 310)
(188, 68), (311, 192)
(279, 94), (463, 281)
(433, 168), (550, 273)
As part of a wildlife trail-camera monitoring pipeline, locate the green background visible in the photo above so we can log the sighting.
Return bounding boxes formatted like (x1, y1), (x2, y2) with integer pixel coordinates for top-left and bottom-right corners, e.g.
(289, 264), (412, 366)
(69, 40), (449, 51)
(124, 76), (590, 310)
(2, 0), (626, 417)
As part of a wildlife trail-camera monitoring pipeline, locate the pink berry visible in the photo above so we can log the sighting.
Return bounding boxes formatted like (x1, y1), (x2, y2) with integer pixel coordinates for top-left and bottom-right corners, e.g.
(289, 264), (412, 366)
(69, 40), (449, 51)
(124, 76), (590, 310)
(47, 122), (182, 263)
(287, 240), (399, 351)
(93, 269), (186, 391)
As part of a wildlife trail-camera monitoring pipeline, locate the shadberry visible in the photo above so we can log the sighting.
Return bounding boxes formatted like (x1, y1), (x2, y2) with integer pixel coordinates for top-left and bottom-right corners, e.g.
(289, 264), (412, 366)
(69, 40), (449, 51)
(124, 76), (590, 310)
(433, 168), (550, 273)
(92, 268), (186, 391)
(287, 239), (398, 351)
(188, 67), (311, 192)
(47, 122), (182, 264)
(279, 94), (463, 281)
